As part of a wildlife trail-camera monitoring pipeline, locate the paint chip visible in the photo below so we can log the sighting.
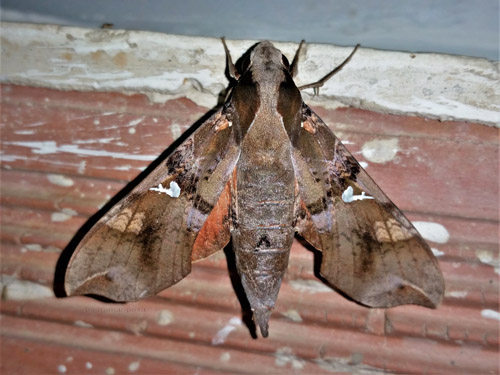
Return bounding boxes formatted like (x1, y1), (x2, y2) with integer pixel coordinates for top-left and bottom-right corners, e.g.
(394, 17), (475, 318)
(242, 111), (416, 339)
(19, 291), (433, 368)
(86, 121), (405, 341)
(342, 186), (374, 203)
(289, 279), (332, 294)
(128, 361), (140, 372)
(74, 320), (93, 328)
(412, 221), (450, 244)
(47, 174), (74, 187)
(106, 367), (115, 375)
(431, 248), (445, 257)
(212, 317), (241, 345)
(51, 208), (78, 222)
(275, 347), (305, 370)
(85, 362), (93, 370)
(57, 364), (67, 374)
(281, 309), (303, 322)
(361, 138), (399, 163)
(220, 352), (231, 362)
(481, 309), (500, 321)
(150, 181), (181, 198)
(156, 310), (174, 326)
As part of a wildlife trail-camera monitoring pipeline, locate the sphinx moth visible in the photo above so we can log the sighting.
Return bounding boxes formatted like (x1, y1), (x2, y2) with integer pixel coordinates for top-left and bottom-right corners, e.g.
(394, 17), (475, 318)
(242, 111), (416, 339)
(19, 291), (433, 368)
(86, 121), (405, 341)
(65, 39), (444, 337)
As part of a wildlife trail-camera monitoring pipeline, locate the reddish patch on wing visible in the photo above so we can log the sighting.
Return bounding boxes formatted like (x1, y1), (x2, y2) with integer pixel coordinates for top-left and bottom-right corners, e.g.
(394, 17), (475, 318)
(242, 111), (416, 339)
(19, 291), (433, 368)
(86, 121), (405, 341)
(191, 180), (232, 261)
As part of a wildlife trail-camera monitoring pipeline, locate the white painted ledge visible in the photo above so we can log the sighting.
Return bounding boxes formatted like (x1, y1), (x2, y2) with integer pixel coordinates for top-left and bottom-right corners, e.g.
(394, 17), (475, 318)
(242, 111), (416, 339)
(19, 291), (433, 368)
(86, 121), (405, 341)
(1, 22), (498, 126)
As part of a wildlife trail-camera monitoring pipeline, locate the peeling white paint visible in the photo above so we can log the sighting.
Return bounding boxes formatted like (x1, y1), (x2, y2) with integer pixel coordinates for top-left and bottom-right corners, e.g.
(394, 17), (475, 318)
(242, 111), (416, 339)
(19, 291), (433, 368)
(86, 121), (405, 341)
(281, 309), (303, 323)
(275, 347), (305, 370)
(446, 290), (468, 298)
(358, 161), (369, 169)
(1, 23), (497, 126)
(74, 320), (94, 328)
(212, 317), (241, 345)
(51, 208), (78, 222)
(170, 123), (182, 140)
(475, 250), (500, 274)
(47, 174), (74, 187)
(78, 160), (87, 174)
(1, 276), (55, 300)
(156, 310), (174, 326)
(219, 352), (231, 362)
(342, 186), (374, 203)
(412, 221), (450, 244)
(361, 138), (399, 163)
(150, 181), (181, 198)
(289, 279), (332, 294)
(3, 141), (157, 160)
(128, 361), (140, 372)
(128, 127), (136, 134)
(481, 309), (500, 321)
(431, 248), (445, 257)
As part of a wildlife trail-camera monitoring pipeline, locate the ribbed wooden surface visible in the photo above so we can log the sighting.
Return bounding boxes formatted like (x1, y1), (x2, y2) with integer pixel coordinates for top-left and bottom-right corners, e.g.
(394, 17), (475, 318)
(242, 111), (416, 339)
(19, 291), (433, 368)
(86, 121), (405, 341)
(1, 84), (498, 374)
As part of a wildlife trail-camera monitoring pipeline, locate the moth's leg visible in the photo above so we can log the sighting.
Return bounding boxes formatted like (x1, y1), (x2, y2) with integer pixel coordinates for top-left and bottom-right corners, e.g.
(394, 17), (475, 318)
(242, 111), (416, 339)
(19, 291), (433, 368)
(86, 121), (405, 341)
(290, 39), (305, 78)
(298, 44), (360, 95)
(221, 37), (239, 80)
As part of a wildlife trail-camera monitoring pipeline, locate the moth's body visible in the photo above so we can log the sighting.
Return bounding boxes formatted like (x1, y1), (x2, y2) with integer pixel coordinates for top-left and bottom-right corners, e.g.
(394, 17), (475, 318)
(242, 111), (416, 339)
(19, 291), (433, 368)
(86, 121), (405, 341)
(231, 43), (297, 335)
(64, 39), (444, 338)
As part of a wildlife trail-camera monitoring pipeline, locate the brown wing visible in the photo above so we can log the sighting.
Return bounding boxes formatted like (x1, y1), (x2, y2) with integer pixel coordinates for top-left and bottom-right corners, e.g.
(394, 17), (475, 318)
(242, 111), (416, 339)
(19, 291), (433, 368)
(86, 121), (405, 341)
(65, 110), (239, 301)
(293, 106), (444, 308)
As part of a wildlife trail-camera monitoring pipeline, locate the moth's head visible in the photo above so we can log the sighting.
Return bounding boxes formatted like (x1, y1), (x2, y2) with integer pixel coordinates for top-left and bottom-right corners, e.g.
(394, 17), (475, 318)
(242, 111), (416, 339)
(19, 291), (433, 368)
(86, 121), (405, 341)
(245, 41), (291, 75)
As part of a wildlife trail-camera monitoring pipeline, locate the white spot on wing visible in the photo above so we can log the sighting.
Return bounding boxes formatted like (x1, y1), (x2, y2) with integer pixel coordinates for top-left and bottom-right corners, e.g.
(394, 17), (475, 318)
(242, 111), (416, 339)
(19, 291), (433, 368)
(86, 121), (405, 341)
(212, 317), (241, 345)
(412, 221), (450, 244)
(342, 186), (374, 203)
(150, 181), (181, 198)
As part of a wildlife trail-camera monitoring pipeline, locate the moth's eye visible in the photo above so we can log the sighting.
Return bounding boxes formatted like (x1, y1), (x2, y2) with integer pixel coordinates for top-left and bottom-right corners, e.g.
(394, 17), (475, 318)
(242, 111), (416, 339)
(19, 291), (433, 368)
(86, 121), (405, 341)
(282, 55), (290, 70)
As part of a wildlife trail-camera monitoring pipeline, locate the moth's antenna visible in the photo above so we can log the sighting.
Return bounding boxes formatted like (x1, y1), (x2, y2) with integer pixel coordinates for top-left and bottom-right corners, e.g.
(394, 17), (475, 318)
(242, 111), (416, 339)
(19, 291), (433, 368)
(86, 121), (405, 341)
(298, 44), (360, 94)
(221, 37), (239, 80)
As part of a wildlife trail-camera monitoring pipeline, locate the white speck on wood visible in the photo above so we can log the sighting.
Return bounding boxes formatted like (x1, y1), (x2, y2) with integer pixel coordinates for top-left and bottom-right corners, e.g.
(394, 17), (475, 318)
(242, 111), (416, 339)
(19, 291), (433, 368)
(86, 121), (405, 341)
(289, 279), (332, 294)
(446, 290), (468, 298)
(106, 367), (115, 375)
(51, 208), (78, 222)
(57, 364), (67, 374)
(412, 221), (450, 244)
(342, 186), (374, 203)
(281, 309), (303, 322)
(150, 181), (181, 198)
(47, 174), (74, 187)
(85, 362), (93, 370)
(431, 248), (445, 257)
(219, 352), (231, 362)
(358, 161), (369, 169)
(275, 347), (305, 370)
(1, 276), (55, 300)
(74, 320), (94, 328)
(361, 138), (399, 163)
(170, 123), (182, 139)
(156, 310), (174, 326)
(128, 361), (140, 372)
(481, 309), (500, 321)
(475, 249), (500, 274)
(212, 317), (241, 345)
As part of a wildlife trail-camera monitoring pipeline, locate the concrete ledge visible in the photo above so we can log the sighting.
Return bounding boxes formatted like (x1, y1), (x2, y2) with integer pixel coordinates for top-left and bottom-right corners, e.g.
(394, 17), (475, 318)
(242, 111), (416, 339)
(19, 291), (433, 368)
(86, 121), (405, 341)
(1, 22), (498, 126)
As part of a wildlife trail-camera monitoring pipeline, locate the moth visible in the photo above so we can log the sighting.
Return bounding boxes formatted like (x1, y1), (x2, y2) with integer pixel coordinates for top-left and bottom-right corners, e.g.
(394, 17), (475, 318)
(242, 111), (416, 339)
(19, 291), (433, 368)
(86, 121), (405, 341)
(65, 39), (444, 337)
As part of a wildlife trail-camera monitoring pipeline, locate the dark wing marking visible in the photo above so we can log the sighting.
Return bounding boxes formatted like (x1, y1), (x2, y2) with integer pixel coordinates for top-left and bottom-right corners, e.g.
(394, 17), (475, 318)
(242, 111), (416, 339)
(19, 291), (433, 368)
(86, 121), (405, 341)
(65, 110), (239, 301)
(293, 105), (444, 308)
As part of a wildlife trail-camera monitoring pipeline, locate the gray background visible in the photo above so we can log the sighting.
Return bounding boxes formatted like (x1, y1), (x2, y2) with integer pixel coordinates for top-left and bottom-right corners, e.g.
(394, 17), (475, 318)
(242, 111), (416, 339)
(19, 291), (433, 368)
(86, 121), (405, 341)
(1, 0), (498, 60)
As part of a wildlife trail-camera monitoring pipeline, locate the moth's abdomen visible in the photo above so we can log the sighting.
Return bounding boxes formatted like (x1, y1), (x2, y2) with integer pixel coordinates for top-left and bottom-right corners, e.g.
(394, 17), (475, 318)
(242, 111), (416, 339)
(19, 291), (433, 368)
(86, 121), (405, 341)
(232, 151), (296, 337)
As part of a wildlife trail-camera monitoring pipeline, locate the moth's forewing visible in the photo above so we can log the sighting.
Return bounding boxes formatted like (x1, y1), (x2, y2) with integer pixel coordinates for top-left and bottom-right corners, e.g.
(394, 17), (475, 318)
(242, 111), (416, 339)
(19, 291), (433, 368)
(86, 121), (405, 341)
(65, 110), (239, 301)
(293, 106), (444, 308)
